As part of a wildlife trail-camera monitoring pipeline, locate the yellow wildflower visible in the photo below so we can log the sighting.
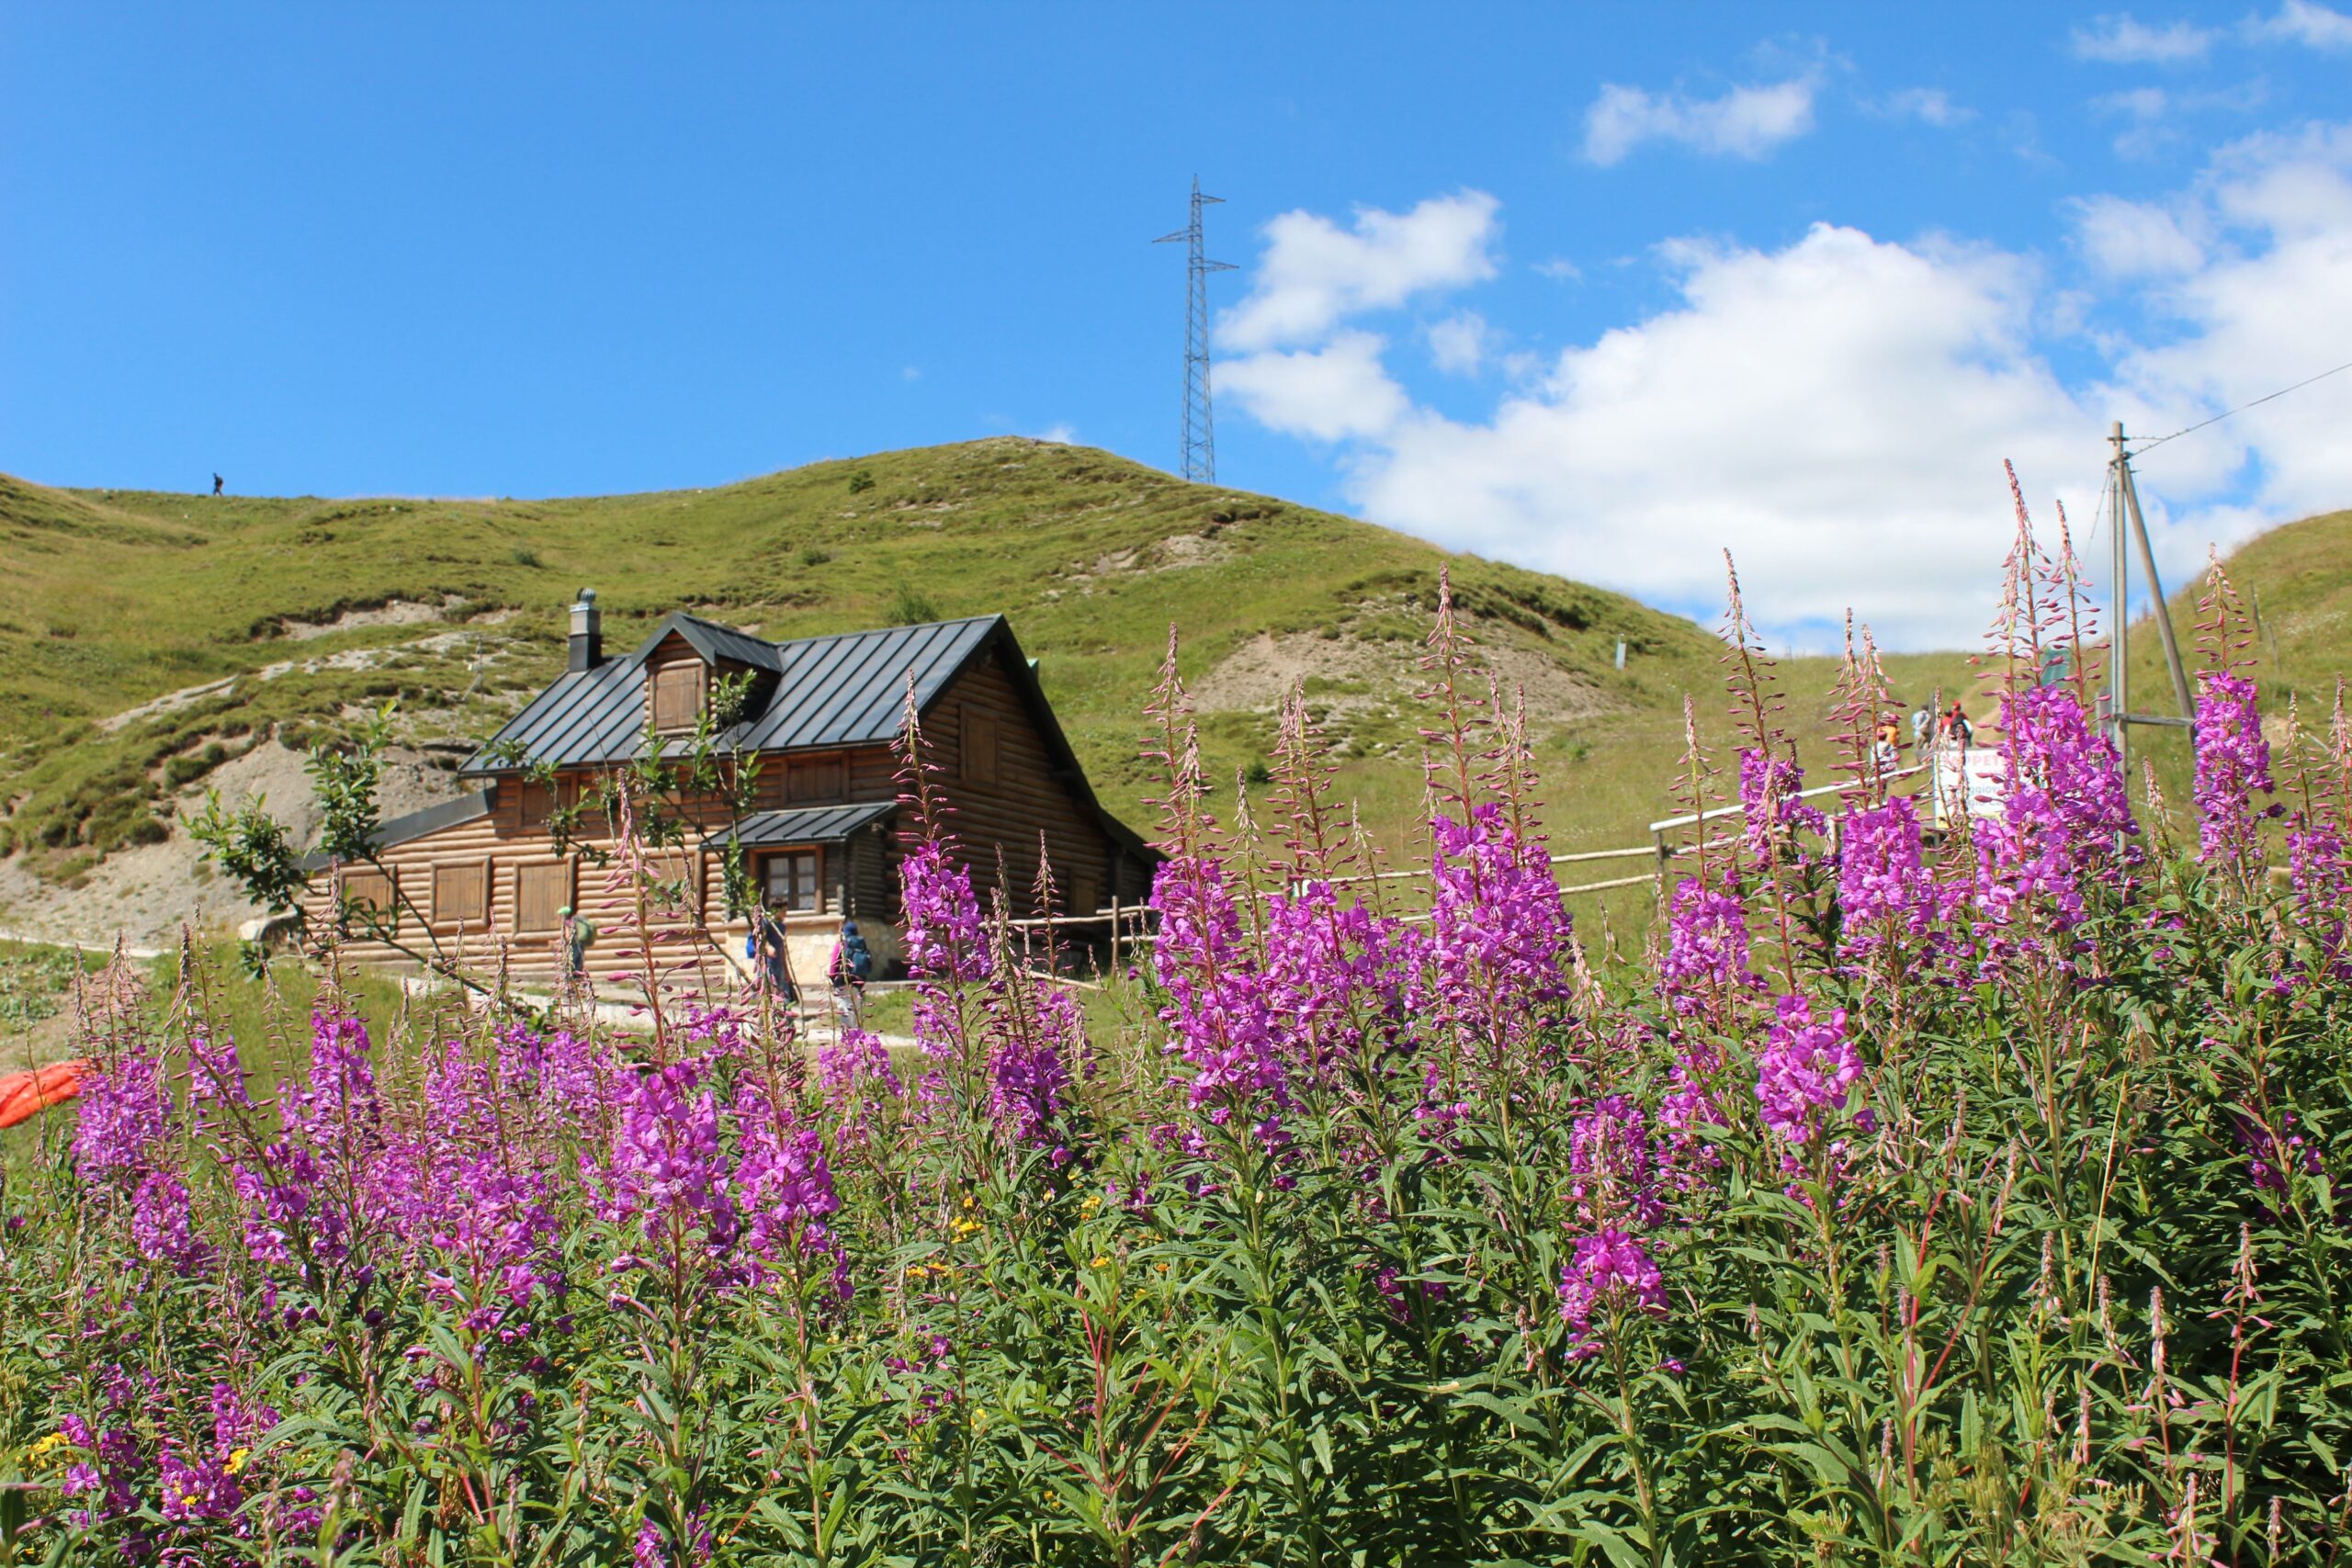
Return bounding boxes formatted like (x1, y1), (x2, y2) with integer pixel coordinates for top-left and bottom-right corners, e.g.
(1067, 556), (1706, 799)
(226, 1447), (251, 1474)
(1091, 1255), (1112, 1269)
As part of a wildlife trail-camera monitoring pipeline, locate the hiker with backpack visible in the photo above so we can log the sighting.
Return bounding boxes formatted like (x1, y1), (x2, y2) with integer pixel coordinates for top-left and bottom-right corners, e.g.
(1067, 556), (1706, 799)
(747, 902), (797, 1003)
(829, 918), (873, 1031)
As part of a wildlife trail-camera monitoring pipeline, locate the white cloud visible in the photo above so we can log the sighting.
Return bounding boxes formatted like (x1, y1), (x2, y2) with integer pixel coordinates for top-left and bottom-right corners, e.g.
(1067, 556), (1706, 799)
(2070, 13), (2220, 62)
(2245, 0), (2352, 49)
(1340, 226), (2098, 648)
(1426, 312), (1491, 375)
(1217, 332), (1410, 443)
(2071, 194), (2208, 275)
(1216, 192), (1499, 353)
(2096, 123), (2352, 524)
(1034, 423), (1077, 445)
(2095, 86), (2177, 158)
(1534, 256), (1583, 282)
(1880, 87), (1974, 128)
(1220, 144), (2352, 649)
(1580, 77), (1818, 165)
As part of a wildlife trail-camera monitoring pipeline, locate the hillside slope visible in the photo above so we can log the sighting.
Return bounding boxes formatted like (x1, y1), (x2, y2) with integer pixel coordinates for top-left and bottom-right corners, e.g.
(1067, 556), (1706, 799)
(0, 439), (1721, 941)
(5, 437), (2343, 950)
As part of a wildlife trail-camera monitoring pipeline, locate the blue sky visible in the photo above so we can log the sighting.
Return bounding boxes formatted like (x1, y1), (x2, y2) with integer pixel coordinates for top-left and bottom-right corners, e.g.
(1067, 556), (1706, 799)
(6, 4), (2351, 647)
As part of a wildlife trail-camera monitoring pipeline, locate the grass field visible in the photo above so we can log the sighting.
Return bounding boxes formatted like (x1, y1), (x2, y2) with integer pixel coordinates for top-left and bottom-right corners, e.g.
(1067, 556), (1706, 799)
(2, 437), (2342, 927)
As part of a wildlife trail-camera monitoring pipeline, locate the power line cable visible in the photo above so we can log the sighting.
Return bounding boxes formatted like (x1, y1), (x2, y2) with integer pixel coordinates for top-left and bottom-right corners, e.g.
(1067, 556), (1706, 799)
(2129, 354), (2352, 458)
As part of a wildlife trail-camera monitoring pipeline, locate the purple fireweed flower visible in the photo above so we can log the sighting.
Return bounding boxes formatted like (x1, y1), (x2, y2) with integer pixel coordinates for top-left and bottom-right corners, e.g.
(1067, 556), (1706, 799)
(2289, 822), (2352, 976)
(1738, 749), (1827, 866)
(987, 981), (1080, 1164)
(156, 1445), (238, 1523)
(733, 1088), (845, 1285)
(1660, 877), (1762, 1019)
(1754, 994), (1861, 1147)
(605, 1059), (740, 1258)
(1972, 685), (2134, 933)
(1150, 851), (1289, 1142)
(1261, 879), (1421, 1089)
(71, 1039), (171, 1189)
(187, 1030), (253, 1113)
(2001, 685), (2135, 861)
(1427, 804), (1572, 1064)
(1837, 795), (1942, 959)
(1567, 1096), (1668, 1232)
(291, 1010), (383, 1148)
(901, 839), (991, 1073)
(2237, 1111), (2324, 1194)
(1557, 1229), (1667, 1359)
(2194, 672), (2274, 874)
(819, 1027), (902, 1100)
(130, 1171), (207, 1275)
(1656, 1038), (1728, 1179)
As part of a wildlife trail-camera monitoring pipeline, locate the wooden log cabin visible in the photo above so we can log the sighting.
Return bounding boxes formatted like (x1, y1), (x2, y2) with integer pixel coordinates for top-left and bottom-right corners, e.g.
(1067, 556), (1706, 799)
(298, 592), (1157, 990)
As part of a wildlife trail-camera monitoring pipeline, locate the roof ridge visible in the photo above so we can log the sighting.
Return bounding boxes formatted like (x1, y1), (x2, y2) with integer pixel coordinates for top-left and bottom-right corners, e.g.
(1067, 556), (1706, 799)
(758, 612), (1002, 654)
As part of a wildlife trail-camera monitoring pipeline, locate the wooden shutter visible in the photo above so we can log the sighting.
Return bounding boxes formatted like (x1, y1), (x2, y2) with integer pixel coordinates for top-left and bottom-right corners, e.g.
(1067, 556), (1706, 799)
(343, 867), (395, 915)
(960, 706), (1000, 785)
(515, 862), (571, 932)
(651, 661), (704, 731)
(787, 755), (845, 803)
(433, 861), (489, 925)
(1069, 871), (1100, 919)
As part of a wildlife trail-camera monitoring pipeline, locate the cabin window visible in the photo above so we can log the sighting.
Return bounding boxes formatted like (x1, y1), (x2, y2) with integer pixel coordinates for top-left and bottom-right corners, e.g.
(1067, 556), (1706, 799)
(960, 706), (1000, 786)
(1069, 871), (1100, 919)
(786, 755), (845, 804)
(651, 660), (705, 732)
(515, 861), (571, 932)
(434, 861), (489, 925)
(342, 867), (396, 918)
(762, 849), (821, 914)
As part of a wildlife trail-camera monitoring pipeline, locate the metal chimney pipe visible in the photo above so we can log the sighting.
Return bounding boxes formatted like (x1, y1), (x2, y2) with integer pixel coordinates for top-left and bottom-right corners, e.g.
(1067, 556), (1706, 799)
(569, 588), (602, 672)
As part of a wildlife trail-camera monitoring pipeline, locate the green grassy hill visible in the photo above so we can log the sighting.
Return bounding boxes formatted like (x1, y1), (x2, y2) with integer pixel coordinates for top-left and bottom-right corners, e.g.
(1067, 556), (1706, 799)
(0, 439), (1725, 890)
(2, 436), (2343, 942)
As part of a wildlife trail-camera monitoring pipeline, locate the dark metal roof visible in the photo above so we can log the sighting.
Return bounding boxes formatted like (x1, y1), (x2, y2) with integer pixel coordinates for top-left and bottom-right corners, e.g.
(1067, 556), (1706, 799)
(709, 801), (899, 848)
(652, 612), (784, 673)
(459, 615), (1001, 775)
(297, 789), (492, 872)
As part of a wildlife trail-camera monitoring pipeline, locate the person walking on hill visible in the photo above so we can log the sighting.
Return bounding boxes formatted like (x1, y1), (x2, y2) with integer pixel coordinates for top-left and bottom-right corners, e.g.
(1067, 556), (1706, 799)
(1911, 703), (1931, 750)
(211, 473), (224, 497)
(828, 917), (873, 1032)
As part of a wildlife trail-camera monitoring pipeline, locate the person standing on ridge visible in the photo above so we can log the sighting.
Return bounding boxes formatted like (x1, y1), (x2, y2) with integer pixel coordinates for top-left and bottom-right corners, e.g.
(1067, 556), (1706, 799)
(212, 473), (224, 496)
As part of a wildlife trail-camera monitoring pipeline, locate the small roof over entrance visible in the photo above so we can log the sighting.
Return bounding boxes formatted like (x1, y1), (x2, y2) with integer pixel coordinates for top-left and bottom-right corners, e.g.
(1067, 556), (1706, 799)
(710, 801), (898, 848)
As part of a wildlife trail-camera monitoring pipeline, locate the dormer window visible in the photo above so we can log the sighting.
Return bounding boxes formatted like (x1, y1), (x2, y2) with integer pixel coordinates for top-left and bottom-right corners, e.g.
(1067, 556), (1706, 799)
(651, 660), (705, 732)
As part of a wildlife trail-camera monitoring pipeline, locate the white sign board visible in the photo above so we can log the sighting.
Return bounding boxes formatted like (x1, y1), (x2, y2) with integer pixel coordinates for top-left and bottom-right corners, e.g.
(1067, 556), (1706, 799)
(1930, 743), (2007, 825)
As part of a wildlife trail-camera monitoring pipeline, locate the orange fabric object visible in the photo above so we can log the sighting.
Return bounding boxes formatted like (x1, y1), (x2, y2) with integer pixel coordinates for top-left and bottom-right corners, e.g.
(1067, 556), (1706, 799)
(0, 1060), (89, 1130)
